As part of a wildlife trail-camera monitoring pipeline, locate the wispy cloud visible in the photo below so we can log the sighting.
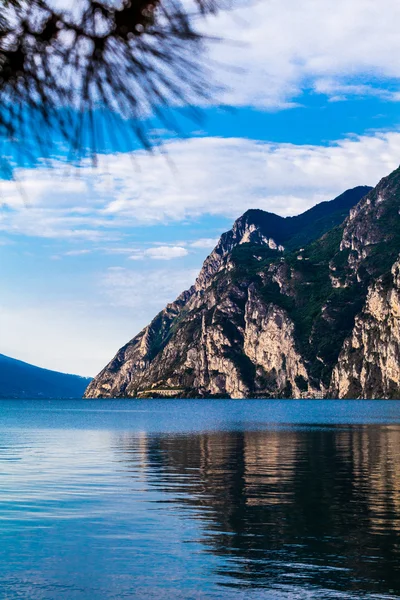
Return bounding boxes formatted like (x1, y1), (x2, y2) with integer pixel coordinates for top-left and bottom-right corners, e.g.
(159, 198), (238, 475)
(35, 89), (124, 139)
(313, 79), (400, 102)
(190, 238), (219, 249)
(1, 132), (400, 243)
(130, 246), (189, 261)
(64, 249), (92, 256)
(44, 241), (214, 262)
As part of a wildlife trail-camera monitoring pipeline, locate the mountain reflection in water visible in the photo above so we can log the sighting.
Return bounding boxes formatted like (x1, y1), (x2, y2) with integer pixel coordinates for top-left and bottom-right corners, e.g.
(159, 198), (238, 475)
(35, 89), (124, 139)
(114, 426), (400, 596)
(0, 400), (399, 599)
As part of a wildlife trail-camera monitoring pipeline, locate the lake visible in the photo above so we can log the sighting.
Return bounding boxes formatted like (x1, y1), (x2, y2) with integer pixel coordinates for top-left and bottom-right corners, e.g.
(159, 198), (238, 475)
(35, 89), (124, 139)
(0, 399), (400, 599)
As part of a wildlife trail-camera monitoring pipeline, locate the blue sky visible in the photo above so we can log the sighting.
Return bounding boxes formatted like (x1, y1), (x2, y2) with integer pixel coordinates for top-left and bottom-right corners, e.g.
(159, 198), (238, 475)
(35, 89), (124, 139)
(2, 0), (400, 376)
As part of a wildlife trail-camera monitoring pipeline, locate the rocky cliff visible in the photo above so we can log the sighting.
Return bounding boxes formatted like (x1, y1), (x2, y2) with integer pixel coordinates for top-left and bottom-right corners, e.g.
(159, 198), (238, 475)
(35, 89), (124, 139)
(84, 174), (400, 399)
(331, 260), (400, 399)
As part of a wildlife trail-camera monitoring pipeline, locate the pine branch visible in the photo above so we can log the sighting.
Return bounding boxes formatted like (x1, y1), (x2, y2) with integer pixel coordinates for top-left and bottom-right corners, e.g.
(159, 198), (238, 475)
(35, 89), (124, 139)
(0, 0), (226, 169)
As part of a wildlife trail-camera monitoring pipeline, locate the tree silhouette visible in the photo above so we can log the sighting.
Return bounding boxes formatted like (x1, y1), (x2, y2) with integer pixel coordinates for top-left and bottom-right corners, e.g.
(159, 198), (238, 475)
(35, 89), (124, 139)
(0, 0), (225, 170)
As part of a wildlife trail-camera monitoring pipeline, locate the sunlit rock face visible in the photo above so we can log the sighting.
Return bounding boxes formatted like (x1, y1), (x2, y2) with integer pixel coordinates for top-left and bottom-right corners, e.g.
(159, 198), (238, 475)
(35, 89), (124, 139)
(331, 259), (400, 399)
(194, 210), (286, 292)
(243, 285), (311, 398)
(83, 176), (400, 399)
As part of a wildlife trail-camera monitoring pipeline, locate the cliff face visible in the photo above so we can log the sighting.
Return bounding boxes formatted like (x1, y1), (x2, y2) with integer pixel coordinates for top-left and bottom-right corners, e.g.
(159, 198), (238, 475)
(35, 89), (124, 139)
(331, 260), (400, 399)
(85, 175), (400, 399)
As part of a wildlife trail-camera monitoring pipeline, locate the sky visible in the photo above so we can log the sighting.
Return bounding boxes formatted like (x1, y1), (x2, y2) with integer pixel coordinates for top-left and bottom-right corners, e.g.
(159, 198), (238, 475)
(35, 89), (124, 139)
(2, 0), (400, 376)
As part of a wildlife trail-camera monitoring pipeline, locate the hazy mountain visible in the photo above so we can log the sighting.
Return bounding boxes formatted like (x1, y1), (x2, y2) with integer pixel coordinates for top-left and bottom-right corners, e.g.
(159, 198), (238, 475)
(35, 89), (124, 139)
(0, 354), (92, 399)
(84, 177), (400, 399)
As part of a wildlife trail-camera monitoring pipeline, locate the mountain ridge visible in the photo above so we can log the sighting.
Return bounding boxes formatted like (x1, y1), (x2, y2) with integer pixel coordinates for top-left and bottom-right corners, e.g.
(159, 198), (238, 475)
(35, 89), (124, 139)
(195, 185), (372, 291)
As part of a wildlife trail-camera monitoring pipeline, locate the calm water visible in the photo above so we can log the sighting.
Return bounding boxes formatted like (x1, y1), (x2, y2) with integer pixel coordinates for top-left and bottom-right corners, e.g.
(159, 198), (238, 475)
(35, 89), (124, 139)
(1, 400), (400, 599)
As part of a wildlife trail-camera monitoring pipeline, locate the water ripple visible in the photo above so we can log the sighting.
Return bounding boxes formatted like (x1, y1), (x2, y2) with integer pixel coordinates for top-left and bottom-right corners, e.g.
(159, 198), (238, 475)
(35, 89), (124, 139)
(0, 400), (399, 599)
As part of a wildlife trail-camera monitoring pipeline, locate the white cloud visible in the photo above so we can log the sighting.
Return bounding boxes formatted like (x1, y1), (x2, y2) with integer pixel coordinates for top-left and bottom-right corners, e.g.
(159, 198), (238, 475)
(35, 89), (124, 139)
(127, 245), (189, 261)
(64, 249), (92, 256)
(142, 245), (188, 260)
(313, 79), (400, 102)
(8, 1), (400, 114)
(205, 0), (400, 107)
(1, 132), (400, 241)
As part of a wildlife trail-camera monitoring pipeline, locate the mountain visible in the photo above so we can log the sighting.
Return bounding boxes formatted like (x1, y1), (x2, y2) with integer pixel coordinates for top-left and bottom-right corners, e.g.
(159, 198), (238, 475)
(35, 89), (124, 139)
(0, 354), (92, 399)
(85, 182), (388, 400)
(87, 180), (400, 400)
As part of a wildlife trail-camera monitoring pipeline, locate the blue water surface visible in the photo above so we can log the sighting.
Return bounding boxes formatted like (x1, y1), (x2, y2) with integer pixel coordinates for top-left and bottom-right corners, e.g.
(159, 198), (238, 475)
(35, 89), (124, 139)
(0, 399), (399, 599)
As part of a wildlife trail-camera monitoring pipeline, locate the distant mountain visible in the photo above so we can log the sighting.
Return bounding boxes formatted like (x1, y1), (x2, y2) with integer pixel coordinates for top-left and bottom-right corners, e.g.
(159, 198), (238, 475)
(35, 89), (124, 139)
(215, 186), (373, 252)
(87, 183), (400, 400)
(0, 354), (92, 399)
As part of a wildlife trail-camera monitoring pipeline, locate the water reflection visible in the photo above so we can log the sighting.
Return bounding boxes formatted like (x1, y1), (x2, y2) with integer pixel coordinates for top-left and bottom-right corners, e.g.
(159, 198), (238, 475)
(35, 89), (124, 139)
(1, 401), (400, 599)
(115, 426), (400, 596)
